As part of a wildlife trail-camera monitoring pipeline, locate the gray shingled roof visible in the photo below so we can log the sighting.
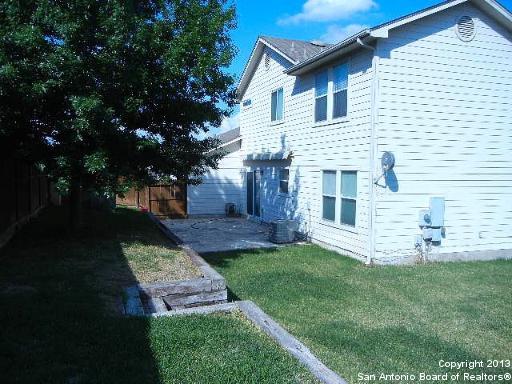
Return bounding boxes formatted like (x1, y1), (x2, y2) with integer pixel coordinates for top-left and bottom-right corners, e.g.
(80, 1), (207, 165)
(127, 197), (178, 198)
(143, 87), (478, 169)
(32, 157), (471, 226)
(260, 36), (333, 63)
(217, 127), (240, 144)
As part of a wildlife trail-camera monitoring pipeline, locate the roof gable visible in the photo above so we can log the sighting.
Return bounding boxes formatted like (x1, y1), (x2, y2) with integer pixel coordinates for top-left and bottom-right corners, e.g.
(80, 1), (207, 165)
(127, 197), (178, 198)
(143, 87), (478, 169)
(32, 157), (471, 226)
(236, 36), (331, 99)
(260, 36), (332, 63)
(370, 0), (512, 38)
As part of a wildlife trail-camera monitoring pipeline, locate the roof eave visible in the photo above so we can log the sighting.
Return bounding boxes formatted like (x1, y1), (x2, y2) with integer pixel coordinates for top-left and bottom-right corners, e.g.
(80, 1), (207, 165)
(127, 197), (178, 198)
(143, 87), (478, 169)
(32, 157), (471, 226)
(235, 38), (262, 101)
(246, 0), (512, 81)
(207, 135), (241, 153)
(370, 0), (512, 36)
(285, 31), (372, 76)
(236, 37), (298, 101)
(285, 0), (512, 76)
(472, 0), (512, 31)
(217, 136), (242, 149)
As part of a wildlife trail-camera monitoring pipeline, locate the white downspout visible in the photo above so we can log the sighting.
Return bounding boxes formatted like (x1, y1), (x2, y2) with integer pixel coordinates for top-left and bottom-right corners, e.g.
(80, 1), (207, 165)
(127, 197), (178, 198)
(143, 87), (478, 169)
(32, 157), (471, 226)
(357, 37), (379, 266)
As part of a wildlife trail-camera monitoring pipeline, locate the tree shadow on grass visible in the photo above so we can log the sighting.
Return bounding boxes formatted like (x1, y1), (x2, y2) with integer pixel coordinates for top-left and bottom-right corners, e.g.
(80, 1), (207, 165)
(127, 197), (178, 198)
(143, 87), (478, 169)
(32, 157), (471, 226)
(0, 205), (163, 384)
(201, 247), (278, 269)
(202, 248), (283, 303)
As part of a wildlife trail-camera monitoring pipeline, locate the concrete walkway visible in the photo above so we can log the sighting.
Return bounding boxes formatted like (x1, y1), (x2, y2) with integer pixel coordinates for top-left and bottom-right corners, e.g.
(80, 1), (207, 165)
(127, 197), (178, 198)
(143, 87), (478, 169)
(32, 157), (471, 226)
(160, 217), (277, 254)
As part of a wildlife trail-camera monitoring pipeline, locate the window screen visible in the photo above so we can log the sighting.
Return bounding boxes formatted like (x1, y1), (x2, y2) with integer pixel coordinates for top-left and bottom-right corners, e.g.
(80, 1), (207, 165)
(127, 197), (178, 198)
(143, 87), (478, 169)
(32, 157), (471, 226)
(322, 170), (336, 221)
(271, 88), (284, 122)
(333, 63), (348, 118)
(340, 171), (357, 226)
(279, 168), (289, 194)
(315, 71), (328, 122)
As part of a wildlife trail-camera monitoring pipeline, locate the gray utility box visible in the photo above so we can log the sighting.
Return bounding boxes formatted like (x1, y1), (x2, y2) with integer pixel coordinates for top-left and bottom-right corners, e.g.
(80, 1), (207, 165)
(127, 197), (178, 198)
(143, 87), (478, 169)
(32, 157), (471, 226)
(429, 197), (445, 227)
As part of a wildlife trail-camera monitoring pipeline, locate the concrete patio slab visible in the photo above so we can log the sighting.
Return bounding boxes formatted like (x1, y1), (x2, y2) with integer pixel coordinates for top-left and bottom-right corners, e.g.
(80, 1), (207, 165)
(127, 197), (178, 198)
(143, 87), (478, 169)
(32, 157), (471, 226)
(160, 217), (277, 254)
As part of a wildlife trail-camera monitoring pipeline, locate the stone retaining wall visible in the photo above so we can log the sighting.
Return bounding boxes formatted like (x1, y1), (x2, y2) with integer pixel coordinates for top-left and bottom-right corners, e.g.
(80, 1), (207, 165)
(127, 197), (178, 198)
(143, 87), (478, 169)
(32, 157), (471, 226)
(123, 213), (227, 315)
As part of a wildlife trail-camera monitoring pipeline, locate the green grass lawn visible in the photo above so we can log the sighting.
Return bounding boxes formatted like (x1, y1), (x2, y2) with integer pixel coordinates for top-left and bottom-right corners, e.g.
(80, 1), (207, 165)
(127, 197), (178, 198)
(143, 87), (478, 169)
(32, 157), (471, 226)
(203, 245), (512, 383)
(0, 207), (315, 384)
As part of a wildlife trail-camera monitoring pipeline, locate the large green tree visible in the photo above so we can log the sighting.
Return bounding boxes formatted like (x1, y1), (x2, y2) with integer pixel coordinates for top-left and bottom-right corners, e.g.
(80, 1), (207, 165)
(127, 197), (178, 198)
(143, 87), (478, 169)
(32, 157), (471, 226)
(0, 0), (236, 228)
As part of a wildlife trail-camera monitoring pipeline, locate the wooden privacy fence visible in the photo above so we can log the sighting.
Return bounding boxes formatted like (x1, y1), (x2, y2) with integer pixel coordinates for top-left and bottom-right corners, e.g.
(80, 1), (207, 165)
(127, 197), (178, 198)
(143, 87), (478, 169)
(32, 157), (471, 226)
(0, 159), (53, 247)
(117, 184), (187, 218)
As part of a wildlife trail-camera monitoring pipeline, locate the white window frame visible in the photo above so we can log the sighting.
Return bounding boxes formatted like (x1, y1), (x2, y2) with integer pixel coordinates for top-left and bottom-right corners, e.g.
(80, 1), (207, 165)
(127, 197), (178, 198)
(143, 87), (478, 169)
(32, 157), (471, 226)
(270, 87), (284, 124)
(320, 169), (358, 231)
(321, 170), (337, 222)
(314, 70), (328, 123)
(312, 59), (351, 125)
(340, 170), (357, 227)
(332, 62), (349, 120)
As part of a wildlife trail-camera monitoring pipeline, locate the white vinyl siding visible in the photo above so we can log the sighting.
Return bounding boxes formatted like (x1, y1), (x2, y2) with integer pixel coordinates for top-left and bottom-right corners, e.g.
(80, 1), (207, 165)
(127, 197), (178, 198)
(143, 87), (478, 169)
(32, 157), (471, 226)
(240, 46), (374, 260)
(314, 71), (328, 122)
(187, 141), (243, 215)
(271, 88), (284, 122)
(238, 3), (512, 264)
(373, 2), (512, 262)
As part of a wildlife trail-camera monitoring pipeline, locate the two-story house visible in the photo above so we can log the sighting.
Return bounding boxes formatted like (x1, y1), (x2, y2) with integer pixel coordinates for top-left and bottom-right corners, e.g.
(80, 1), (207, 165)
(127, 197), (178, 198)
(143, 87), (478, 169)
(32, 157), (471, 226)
(189, 0), (512, 264)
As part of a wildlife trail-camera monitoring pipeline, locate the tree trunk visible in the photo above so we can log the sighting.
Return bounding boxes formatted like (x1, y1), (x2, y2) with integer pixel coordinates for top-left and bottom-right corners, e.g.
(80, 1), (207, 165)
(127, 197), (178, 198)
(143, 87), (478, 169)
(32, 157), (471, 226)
(69, 175), (82, 231)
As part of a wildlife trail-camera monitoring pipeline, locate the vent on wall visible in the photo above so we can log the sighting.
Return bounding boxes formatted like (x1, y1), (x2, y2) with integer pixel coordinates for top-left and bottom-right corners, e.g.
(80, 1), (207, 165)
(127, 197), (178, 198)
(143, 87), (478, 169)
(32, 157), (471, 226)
(264, 51), (270, 70)
(456, 15), (476, 41)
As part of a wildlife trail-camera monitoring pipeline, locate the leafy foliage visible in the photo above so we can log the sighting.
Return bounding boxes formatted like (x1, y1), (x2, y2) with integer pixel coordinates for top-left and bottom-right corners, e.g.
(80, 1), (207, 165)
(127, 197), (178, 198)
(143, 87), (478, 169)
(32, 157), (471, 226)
(0, 0), (237, 194)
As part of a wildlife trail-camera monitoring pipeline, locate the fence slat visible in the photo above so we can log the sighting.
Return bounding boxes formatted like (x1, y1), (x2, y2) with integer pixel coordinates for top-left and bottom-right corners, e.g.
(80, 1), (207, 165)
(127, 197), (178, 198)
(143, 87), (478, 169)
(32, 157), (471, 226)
(0, 160), (51, 243)
(117, 183), (187, 218)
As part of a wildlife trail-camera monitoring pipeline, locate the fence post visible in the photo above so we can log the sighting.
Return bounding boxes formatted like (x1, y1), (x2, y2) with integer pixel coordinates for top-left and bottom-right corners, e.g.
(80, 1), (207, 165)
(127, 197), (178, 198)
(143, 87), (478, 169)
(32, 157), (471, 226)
(28, 166), (32, 214)
(14, 162), (19, 221)
(38, 174), (41, 208)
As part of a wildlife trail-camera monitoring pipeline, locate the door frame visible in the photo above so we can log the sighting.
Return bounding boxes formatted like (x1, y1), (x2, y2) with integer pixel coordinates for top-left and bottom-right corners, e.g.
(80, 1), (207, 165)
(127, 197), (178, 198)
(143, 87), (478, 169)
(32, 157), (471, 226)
(246, 170), (262, 217)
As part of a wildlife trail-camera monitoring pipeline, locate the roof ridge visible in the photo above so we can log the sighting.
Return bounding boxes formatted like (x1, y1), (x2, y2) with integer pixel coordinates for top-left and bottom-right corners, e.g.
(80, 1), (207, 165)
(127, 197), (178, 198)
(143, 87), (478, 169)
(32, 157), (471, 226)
(260, 35), (333, 46)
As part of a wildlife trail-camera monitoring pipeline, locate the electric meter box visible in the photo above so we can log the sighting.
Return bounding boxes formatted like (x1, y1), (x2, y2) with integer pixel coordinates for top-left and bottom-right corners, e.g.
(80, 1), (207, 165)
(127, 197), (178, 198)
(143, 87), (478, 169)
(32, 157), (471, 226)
(429, 197), (445, 227)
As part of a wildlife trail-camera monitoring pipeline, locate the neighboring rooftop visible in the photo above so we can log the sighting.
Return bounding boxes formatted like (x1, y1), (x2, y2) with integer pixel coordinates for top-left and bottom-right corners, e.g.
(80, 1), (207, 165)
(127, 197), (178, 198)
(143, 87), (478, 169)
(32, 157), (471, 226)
(217, 127), (240, 144)
(260, 36), (333, 63)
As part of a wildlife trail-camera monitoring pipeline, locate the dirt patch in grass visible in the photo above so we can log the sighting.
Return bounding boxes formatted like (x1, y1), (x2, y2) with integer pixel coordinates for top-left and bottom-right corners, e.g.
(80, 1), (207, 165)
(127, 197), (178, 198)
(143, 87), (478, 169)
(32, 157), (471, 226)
(0, 208), (317, 383)
(0, 206), (201, 314)
(123, 243), (201, 283)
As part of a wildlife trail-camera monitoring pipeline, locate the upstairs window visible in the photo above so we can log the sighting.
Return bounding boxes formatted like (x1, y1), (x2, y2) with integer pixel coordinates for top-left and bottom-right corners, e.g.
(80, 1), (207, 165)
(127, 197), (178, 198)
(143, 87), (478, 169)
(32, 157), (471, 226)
(322, 170), (336, 221)
(340, 171), (357, 226)
(315, 71), (328, 122)
(333, 63), (348, 119)
(271, 88), (284, 122)
(279, 168), (289, 194)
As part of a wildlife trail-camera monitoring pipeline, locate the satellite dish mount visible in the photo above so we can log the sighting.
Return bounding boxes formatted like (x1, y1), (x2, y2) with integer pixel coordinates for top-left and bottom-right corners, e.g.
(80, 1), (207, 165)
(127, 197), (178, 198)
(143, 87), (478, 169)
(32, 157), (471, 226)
(374, 151), (395, 187)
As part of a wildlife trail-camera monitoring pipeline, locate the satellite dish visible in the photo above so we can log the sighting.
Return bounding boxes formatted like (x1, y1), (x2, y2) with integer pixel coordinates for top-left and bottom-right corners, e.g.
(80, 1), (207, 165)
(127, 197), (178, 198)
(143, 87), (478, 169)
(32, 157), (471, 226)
(381, 151), (395, 172)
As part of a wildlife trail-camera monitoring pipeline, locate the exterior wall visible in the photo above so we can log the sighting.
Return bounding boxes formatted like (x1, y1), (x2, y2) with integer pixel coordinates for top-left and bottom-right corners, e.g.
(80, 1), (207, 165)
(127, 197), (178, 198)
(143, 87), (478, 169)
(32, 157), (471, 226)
(240, 46), (374, 259)
(374, 3), (512, 262)
(187, 140), (244, 216)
